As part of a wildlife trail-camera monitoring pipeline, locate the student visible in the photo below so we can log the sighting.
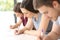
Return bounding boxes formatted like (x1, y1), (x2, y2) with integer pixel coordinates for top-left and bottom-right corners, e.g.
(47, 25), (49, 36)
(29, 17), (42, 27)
(10, 3), (24, 29)
(33, 0), (60, 40)
(20, 0), (53, 38)
(21, 0), (39, 30)
(10, 2), (34, 35)
(20, 0), (40, 37)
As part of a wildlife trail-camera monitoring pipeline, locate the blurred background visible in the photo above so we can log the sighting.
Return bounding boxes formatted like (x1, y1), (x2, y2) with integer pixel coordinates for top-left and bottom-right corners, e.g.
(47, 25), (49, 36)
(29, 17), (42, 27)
(0, 0), (22, 11)
(0, 0), (23, 40)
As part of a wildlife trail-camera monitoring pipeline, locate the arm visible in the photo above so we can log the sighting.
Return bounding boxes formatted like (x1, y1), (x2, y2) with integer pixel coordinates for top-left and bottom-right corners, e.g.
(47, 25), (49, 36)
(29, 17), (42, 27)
(43, 23), (60, 40)
(23, 14), (50, 37)
(10, 18), (22, 29)
(15, 18), (34, 35)
(37, 14), (50, 33)
(20, 18), (34, 31)
(15, 19), (22, 27)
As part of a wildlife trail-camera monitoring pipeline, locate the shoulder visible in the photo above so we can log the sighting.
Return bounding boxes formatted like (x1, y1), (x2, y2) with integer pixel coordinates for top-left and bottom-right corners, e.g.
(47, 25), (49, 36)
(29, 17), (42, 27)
(53, 16), (60, 25)
(58, 16), (60, 24)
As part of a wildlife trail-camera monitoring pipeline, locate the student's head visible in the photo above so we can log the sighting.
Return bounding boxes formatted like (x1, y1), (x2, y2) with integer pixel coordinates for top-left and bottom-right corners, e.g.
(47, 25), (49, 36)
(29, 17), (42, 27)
(13, 2), (23, 17)
(33, 0), (60, 20)
(20, 0), (39, 18)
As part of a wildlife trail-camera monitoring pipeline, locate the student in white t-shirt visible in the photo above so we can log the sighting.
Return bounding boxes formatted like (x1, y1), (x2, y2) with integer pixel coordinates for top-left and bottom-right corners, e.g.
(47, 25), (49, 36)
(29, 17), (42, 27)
(33, 0), (60, 40)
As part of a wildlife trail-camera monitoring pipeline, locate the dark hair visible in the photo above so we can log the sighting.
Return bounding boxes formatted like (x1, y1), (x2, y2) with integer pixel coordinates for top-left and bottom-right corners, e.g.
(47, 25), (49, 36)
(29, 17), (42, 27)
(20, 0), (39, 13)
(13, 2), (22, 13)
(33, 0), (60, 10)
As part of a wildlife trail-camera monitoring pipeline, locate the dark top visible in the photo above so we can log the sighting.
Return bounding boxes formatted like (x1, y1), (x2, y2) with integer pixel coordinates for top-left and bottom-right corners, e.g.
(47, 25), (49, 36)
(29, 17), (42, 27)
(46, 20), (53, 34)
(21, 16), (28, 26)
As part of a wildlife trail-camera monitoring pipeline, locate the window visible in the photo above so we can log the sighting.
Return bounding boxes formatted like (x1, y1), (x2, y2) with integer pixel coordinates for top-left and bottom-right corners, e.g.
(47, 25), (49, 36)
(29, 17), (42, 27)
(0, 0), (14, 11)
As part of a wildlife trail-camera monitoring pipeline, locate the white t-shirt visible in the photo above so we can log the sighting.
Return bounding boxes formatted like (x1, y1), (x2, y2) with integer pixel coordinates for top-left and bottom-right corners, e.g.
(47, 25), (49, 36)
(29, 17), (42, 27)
(53, 16), (60, 26)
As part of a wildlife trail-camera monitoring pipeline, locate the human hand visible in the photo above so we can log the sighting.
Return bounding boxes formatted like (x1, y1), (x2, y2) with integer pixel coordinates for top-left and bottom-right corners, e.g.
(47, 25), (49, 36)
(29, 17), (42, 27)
(14, 29), (24, 35)
(10, 25), (17, 29)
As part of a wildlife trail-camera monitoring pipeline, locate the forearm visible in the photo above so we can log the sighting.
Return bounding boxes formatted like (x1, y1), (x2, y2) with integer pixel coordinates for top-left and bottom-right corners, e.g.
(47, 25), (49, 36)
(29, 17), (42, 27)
(22, 21), (34, 31)
(15, 19), (22, 27)
(22, 18), (34, 31)
(38, 15), (50, 32)
(43, 24), (60, 40)
(13, 23), (19, 28)
(21, 27), (32, 32)
(43, 31), (59, 40)
(24, 30), (41, 37)
(15, 21), (22, 27)
(15, 23), (20, 27)
(51, 24), (60, 38)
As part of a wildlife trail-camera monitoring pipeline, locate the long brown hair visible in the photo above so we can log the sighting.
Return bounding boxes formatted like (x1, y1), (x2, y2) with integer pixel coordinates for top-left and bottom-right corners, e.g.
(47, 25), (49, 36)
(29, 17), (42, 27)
(20, 0), (39, 14)
(13, 2), (22, 13)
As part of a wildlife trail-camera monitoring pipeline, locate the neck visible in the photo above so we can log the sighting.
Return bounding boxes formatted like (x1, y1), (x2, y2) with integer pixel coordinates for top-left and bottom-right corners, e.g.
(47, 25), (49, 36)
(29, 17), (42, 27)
(33, 13), (39, 20)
